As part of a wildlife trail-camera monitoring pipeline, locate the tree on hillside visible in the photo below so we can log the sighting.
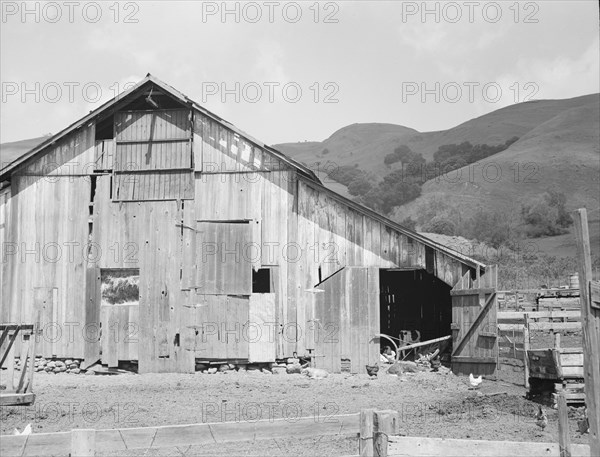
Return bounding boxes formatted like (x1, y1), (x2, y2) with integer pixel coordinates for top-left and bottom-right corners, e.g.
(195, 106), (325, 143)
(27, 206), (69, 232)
(521, 190), (573, 237)
(347, 176), (373, 196)
(384, 145), (424, 167)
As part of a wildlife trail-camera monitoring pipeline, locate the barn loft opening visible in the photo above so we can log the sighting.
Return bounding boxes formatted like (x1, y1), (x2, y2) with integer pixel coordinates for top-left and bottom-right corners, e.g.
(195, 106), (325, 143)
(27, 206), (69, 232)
(379, 269), (452, 359)
(95, 114), (114, 141)
(95, 83), (188, 142)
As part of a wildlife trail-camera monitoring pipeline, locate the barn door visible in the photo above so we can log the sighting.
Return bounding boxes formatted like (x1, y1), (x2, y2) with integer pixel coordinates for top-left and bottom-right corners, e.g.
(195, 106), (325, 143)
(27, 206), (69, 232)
(313, 267), (379, 374)
(450, 265), (498, 375)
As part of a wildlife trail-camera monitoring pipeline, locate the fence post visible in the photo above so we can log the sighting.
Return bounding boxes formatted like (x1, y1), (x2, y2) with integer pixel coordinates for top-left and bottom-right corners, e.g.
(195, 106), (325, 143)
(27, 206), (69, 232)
(554, 332), (561, 350)
(359, 409), (375, 457)
(523, 313), (530, 389)
(71, 429), (96, 456)
(573, 208), (600, 456)
(374, 410), (399, 457)
(558, 393), (572, 457)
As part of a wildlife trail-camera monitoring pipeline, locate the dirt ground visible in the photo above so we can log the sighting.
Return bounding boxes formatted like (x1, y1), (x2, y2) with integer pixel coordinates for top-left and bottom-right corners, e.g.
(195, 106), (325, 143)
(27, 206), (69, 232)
(1, 363), (591, 456)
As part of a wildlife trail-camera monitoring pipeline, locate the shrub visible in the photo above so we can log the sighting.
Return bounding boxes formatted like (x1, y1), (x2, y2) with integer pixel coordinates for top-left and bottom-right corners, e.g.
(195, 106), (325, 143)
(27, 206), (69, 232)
(521, 191), (573, 237)
(347, 177), (373, 196)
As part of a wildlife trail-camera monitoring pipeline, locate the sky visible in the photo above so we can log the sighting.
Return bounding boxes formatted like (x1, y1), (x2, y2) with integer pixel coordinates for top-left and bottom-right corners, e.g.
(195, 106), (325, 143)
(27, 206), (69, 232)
(1, 1), (599, 146)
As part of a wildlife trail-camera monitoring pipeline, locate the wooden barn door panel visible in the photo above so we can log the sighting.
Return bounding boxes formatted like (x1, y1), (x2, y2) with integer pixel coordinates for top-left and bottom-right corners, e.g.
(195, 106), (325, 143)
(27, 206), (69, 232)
(248, 293), (276, 363)
(194, 222), (252, 295)
(33, 287), (57, 358)
(314, 270), (343, 373)
(451, 265), (498, 375)
(313, 267), (379, 374)
(98, 269), (140, 368)
(82, 267), (101, 370)
(193, 295), (250, 360)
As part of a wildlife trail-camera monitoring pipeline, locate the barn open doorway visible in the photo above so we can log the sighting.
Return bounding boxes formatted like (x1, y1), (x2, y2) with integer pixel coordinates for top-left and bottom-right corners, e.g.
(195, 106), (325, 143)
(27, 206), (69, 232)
(379, 269), (452, 360)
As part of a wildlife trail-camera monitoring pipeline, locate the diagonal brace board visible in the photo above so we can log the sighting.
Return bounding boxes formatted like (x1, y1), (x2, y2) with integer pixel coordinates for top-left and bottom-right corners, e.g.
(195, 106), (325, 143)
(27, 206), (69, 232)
(0, 328), (21, 368)
(452, 291), (496, 357)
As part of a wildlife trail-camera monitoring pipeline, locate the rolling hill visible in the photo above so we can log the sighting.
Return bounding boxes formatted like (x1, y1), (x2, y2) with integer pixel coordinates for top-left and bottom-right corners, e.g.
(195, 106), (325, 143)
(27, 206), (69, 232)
(0, 135), (50, 169)
(275, 94), (598, 176)
(275, 94), (600, 258)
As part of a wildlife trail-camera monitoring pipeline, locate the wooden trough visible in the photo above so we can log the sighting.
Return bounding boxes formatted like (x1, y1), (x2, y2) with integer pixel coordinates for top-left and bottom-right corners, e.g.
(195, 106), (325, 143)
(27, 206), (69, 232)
(528, 347), (585, 406)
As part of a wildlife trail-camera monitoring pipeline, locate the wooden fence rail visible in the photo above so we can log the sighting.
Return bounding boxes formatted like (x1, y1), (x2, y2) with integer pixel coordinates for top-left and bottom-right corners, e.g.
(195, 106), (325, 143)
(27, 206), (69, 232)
(1, 413), (360, 456)
(386, 436), (590, 456)
(1, 409), (593, 456)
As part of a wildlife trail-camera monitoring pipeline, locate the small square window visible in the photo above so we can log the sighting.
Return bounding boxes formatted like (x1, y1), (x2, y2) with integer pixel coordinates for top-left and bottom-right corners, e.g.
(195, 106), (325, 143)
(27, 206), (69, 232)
(252, 268), (271, 293)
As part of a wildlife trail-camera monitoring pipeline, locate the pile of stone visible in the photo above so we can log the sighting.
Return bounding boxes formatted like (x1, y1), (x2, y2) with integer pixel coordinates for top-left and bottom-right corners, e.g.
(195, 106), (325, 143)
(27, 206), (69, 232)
(15, 357), (85, 374)
(193, 358), (306, 375)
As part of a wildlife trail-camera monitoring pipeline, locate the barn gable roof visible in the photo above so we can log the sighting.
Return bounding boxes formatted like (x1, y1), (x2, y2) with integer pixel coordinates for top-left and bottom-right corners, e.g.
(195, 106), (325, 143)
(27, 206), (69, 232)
(0, 74), (318, 182)
(0, 74), (486, 271)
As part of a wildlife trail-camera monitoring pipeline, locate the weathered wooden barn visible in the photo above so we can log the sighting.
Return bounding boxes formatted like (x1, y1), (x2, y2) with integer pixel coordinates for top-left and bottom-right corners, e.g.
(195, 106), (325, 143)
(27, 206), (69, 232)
(0, 75), (499, 374)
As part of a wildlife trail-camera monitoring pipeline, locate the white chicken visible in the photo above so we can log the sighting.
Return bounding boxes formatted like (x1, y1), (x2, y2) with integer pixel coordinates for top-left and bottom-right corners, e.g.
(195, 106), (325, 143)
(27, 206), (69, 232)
(13, 423), (32, 436)
(469, 373), (483, 389)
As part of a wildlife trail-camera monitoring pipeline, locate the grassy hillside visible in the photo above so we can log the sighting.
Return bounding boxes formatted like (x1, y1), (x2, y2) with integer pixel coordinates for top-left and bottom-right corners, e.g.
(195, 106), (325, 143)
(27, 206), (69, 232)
(276, 94), (599, 258)
(275, 94), (598, 176)
(0, 136), (50, 170)
(396, 98), (600, 257)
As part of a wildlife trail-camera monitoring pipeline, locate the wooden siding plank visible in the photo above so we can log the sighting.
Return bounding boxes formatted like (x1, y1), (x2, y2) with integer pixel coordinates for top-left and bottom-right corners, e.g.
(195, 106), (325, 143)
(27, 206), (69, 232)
(248, 294), (276, 362)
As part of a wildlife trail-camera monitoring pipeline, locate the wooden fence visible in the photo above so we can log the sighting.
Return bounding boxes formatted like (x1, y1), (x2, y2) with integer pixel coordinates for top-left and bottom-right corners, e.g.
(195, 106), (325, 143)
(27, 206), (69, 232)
(0, 323), (38, 407)
(497, 309), (582, 363)
(386, 435), (590, 456)
(1, 413), (359, 456)
(1, 409), (592, 457)
(498, 289), (580, 313)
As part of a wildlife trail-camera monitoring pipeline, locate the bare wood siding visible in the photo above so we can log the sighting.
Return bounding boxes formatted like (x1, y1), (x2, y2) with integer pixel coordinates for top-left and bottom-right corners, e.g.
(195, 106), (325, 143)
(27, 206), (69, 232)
(115, 110), (191, 142)
(0, 187), (12, 323)
(114, 141), (191, 171)
(313, 267), (379, 373)
(94, 140), (115, 171)
(296, 179), (461, 283)
(100, 304), (139, 366)
(6, 175), (90, 358)
(194, 111), (285, 173)
(188, 295), (249, 360)
(113, 170), (194, 201)
(248, 293), (276, 362)
(112, 109), (193, 202)
(193, 222), (252, 295)
(15, 124), (95, 176)
(92, 175), (193, 373)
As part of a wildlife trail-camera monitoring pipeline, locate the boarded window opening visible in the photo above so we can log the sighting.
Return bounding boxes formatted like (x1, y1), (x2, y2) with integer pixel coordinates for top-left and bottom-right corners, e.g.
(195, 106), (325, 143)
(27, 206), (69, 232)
(252, 268), (271, 293)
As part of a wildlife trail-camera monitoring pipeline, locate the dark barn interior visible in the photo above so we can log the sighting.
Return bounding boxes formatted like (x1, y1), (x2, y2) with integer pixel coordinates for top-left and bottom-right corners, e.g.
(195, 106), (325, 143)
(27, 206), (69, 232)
(379, 269), (452, 357)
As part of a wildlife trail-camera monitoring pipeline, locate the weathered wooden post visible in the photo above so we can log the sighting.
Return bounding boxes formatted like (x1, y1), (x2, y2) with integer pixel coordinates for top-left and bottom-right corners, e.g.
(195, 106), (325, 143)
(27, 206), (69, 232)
(374, 410), (399, 457)
(554, 332), (561, 349)
(523, 313), (530, 389)
(71, 428), (96, 456)
(558, 392), (572, 457)
(573, 208), (600, 456)
(359, 409), (375, 457)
